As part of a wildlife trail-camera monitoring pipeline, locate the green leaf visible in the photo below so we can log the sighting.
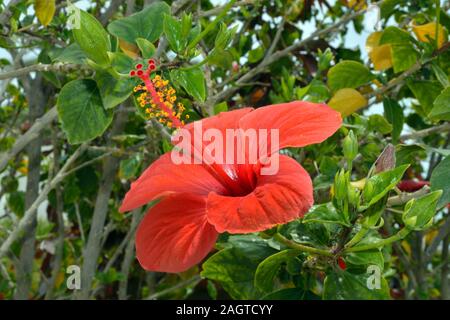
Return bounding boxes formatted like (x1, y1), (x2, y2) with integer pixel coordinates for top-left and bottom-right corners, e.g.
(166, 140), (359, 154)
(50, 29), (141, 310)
(390, 44), (419, 73)
(327, 60), (375, 92)
(379, 26), (412, 45)
(430, 156), (450, 208)
(215, 23), (237, 49)
(163, 14), (185, 53)
(396, 144), (426, 166)
(379, 27), (418, 73)
(107, 2), (170, 44)
(202, 236), (276, 299)
(95, 70), (135, 109)
(408, 80), (443, 115)
(73, 10), (111, 66)
(402, 191), (442, 230)
(383, 98), (404, 144)
(323, 271), (390, 300)
(429, 87), (450, 120)
(108, 52), (135, 75)
(363, 165), (409, 207)
(135, 38), (156, 59)
(368, 114), (393, 134)
(119, 154), (141, 180)
(254, 249), (300, 293)
(7, 191), (25, 217)
(171, 68), (206, 102)
(57, 79), (113, 144)
(303, 203), (350, 226)
(248, 46), (265, 63)
(345, 250), (384, 271)
(54, 43), (86, 64)
(262, 288), (307, 300)
(431, 63), (450, 88)
(214, 101), (228, 114)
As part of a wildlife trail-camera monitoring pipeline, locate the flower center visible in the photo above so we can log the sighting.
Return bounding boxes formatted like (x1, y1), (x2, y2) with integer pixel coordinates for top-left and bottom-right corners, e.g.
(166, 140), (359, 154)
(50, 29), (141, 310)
(130, 60), (188, 129)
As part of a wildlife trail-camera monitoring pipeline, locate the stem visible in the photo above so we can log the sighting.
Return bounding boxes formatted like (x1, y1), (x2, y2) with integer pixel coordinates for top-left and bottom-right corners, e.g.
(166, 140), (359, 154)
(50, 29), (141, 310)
(344, 226), (369, 249)
(273, 233), (333, 257)
(344, 228), (411, 253)
(185, 0), (237, 53)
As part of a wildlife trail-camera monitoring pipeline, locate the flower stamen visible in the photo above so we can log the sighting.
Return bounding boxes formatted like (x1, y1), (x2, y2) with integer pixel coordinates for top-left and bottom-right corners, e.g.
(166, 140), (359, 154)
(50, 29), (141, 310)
(130, 60), (185, 128)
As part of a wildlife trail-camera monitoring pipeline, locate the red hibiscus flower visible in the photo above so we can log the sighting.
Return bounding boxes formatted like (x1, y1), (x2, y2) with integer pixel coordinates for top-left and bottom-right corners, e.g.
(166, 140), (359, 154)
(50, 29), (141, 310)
(120, 101), (342, 273)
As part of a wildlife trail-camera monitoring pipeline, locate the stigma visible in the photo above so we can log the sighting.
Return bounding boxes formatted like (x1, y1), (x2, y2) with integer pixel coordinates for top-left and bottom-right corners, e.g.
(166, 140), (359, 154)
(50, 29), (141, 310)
(130, 60), (187, 128)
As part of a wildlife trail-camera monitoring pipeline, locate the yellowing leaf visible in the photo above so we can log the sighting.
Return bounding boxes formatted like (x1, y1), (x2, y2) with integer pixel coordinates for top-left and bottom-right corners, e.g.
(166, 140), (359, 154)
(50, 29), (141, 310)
(412, 22), (447, 49)
(119, 39), (140, 59)
(366, 31), (393, 71)
(328, 88), (367, 117)
(351, 178), (366, 190)
(341, 0), (367, 10)
(425, 229), (438, 246)
(401, 240), (411, 257)
(35, 0), (56, 26)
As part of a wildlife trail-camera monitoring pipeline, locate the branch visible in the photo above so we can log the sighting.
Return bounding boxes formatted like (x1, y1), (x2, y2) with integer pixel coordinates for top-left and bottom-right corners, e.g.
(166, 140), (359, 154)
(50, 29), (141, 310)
(400, 123), (450, 140)
(0, 63), (90, 80)
(198, 0), (254, 17)
(0, 107), (58, 173)
(0, 143), (88, 261)
(211, 4), (373, 103)
(387, 185), (431, 206)
(425, 212), (450, 263)
(146, 275), (202, 300)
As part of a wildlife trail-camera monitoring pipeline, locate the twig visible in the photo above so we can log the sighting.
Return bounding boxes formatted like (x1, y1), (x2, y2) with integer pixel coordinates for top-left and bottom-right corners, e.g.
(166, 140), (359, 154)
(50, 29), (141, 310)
(0, 144), (88, 261)
(146, 275), (202, 300)
(0, 107), (58, 173)
(211, 3), (374, 104)
(0, 63), (89, 80)
(198, 0), (254, 17)
(387, 186), (430, 206)
(400, 123), (450, 140)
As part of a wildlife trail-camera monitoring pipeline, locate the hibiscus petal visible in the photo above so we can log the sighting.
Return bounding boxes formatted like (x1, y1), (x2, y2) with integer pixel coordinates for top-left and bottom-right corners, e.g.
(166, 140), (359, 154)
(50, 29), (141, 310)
(136, 193), (218, 273)
(239, 101), (342, 152)
(182, 107), (253, 134)
(119, 153), (227, 212)
(206, 155), (313, 233)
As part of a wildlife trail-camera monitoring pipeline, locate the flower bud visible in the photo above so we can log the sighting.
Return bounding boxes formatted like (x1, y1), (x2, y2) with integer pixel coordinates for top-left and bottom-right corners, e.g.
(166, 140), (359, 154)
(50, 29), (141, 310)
(318, 48), (334, 72)
(402, 190), (442, 230)
(347, 185), (360, 207)
(343, 130), (358, 162)
(334, 169), (349, 201)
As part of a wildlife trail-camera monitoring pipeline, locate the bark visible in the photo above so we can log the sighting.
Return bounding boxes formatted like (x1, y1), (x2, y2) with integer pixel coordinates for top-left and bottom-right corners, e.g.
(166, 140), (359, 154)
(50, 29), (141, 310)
(14, 76), (46, 300)
(75, 109), (128, 299)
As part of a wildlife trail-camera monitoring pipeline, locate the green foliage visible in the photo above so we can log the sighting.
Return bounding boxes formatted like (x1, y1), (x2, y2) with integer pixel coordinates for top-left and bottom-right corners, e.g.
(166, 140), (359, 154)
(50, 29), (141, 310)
(430, 156), (450, 208)
(73, 10), (111, 66)
(0, 0), (449, 301)
(171, 68), (206, 102)
(107, 2), (170, 44)
(57, 79), (113, 144)
(327, 60), (375, 92)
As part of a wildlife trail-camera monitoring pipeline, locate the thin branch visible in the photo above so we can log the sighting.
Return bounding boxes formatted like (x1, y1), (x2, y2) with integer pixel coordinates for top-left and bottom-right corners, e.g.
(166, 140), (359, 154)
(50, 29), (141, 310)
(0, 144), (88, 261)
(146, 275), (202, 300)
(198, 0), (254, 17)
(0, 63), (90, 80)
(211, 3), (374, 104)
(387, 186), (431, 206)
(0, 107), (58, 173)
(400, 123), (450, 140)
